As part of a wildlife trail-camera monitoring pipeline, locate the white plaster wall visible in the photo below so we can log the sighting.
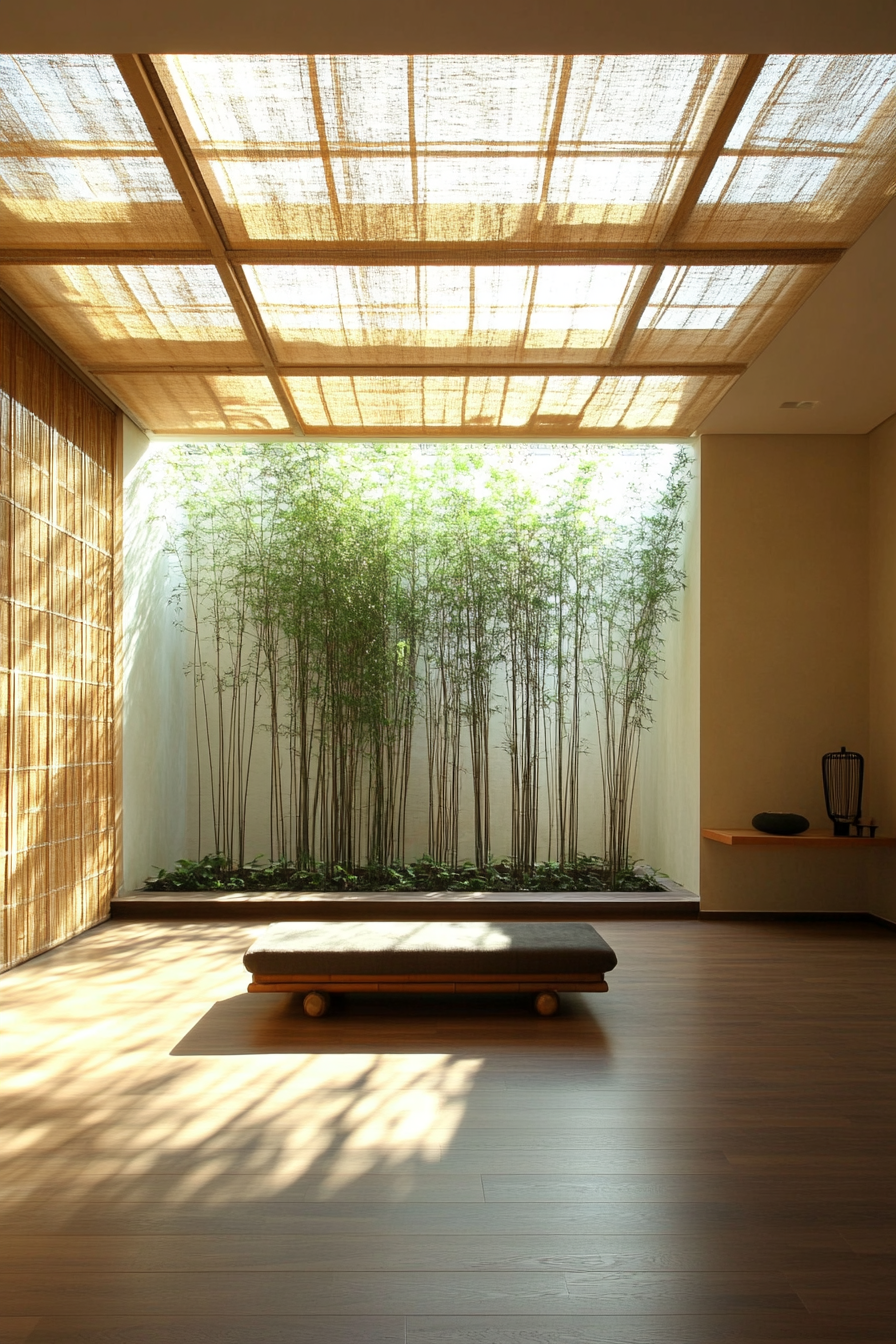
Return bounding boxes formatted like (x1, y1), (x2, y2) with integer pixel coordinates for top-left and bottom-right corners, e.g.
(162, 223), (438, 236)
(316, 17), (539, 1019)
(183, 659), (698, 879)
(121, 419), (189, 890)
(628, 446), (700, 893)
(183, 660), (609, 868)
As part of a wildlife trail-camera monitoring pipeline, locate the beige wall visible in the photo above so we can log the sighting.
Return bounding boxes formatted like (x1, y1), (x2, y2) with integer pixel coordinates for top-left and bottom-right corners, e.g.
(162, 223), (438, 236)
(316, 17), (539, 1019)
(868, 412), (896, 924)
(700, 434), (871, 912)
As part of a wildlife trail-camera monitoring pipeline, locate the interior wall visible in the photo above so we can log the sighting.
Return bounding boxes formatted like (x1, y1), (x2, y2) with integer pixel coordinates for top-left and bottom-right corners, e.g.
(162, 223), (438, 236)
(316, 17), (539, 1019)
(868, 411), (896, 925)
(120, 421), (187, 891)
(132, 429), (893, 911)
(700, 433), (871, 912)
(629, 446), (700, 893)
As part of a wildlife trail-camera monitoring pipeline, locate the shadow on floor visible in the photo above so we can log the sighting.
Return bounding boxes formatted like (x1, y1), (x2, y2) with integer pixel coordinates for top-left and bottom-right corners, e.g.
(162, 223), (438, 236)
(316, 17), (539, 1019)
(171, 990), (613, 1056)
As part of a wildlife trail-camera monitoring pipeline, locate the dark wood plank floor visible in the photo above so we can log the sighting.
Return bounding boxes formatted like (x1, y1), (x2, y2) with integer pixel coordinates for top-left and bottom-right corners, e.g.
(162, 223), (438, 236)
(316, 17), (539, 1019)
(1, 917), (895, 1343)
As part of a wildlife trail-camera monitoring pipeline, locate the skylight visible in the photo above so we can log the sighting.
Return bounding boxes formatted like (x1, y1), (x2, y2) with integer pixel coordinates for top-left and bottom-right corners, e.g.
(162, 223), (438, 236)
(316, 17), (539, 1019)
(154, 54), (742, 244)
(0, 52), (893, 437)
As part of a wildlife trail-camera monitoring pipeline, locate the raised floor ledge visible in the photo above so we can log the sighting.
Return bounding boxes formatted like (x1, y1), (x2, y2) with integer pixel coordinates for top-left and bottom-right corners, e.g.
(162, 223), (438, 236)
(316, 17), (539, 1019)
(111, 887), (700, 921)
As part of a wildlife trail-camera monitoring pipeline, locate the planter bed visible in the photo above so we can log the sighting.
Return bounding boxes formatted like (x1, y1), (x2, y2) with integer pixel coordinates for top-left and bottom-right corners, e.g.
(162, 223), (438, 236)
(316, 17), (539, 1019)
(111, 882), (698, 921)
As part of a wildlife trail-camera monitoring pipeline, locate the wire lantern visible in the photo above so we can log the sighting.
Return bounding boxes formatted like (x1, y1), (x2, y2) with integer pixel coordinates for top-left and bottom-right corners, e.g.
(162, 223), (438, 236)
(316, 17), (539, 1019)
(822, 747), (864, 837)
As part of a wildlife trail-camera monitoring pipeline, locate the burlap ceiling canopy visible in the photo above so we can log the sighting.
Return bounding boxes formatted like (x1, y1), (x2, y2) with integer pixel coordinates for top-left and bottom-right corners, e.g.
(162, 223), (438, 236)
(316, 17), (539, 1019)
(1, 53), (894, 437)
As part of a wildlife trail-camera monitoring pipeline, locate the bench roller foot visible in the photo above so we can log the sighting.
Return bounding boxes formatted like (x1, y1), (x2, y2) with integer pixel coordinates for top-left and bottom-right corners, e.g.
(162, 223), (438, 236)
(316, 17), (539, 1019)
(302, 990), (331, 1017)
(534, 990), (559, 1016)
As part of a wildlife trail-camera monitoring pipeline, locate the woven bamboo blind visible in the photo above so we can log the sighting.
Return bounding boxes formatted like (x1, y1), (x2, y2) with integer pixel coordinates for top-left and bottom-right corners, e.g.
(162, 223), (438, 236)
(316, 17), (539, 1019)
(680, 55), (896, 247)
(0, 264), (254, 368)
(243, 262), (649, 365)
(0, 53), (196, 248)
(282, 370), (734, 432)
(99, 371), (289, 433)
(1, 304), (118, 972)
(1, 53), (895, 435)
(155, 54), (744, 247)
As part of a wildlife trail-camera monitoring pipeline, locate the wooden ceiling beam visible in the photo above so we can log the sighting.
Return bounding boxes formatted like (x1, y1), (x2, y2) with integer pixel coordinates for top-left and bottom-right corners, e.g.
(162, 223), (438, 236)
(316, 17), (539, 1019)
(113, 53), (306, 436)
(0, 250), (216, 266)
(608, 262), (665, 366)
(606, 54), (770, 366)
(92, 364), (268, 375)
(145, 427), (695, 442)
(113, 55), (225, 257)
(0, 246), (844, 268)
(663, 54), (768, 243)
(284, 362), (745, 379)
(88, 361), (745, 379)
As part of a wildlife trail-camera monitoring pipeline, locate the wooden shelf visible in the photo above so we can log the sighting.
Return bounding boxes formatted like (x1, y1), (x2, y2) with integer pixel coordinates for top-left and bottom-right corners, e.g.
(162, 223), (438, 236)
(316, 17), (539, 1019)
(703, 828), (896, 848)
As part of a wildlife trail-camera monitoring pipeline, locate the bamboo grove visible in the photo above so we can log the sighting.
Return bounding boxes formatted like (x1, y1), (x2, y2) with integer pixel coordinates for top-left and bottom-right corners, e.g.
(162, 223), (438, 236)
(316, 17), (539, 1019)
(162, 442), (689, 885)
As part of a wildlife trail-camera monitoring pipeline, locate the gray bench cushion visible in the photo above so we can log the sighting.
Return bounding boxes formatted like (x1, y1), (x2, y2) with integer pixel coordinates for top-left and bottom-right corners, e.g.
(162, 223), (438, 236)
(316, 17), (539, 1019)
(244, 921), (617, 977)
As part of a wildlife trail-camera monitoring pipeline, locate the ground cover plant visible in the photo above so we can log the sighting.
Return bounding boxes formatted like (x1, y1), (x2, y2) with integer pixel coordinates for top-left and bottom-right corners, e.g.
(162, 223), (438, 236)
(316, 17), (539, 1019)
(153, 441), (689, 889)
(145, 855), (666, 894)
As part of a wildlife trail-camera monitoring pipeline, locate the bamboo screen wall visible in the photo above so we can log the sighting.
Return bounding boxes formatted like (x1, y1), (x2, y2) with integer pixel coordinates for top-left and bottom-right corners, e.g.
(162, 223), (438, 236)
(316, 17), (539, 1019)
(1, 304), (118, 972)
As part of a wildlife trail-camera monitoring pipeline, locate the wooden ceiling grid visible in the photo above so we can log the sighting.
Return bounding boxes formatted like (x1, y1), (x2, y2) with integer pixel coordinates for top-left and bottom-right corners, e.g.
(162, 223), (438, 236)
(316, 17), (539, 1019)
(0, 52), (894, 437)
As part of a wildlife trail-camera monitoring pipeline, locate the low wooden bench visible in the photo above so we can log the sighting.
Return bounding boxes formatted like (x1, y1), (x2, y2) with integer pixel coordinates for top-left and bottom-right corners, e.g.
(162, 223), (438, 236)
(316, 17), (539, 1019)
(244, 920), (617, 1016)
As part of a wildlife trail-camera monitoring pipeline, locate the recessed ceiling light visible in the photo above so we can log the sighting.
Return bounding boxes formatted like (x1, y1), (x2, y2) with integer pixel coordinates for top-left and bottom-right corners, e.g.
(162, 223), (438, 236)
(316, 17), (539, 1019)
(780, 400), (818, 409)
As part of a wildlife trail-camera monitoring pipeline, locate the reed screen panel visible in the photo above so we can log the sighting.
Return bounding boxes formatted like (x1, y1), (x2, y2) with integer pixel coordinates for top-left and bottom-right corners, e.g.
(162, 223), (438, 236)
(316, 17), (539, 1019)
(243, 263), (648, 365)
(2, 53), (895, 436)
(0, 53), (197, 248)
(283, 371), (735, 432)
(153, 54), (745, 247)
(626, 263), (831, 364)
(677, 56), (896, 247)
(98, 372), (290, 434)
(1, 306), (117, 971)
(0, 265), (255, 369)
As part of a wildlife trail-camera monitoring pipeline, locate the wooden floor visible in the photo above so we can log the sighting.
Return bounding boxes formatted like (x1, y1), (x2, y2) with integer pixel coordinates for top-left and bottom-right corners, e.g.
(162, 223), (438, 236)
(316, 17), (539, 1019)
(1, 917), (895, 1343)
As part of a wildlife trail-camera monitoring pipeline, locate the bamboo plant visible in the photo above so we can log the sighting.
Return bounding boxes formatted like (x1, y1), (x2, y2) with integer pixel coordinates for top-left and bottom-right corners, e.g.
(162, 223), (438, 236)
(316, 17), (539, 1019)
(162, 440), (689, 885)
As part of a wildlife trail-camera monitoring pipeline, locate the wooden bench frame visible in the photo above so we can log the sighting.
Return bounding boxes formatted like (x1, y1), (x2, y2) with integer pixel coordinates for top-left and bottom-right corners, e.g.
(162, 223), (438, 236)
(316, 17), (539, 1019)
(248, 971), (608, 1015)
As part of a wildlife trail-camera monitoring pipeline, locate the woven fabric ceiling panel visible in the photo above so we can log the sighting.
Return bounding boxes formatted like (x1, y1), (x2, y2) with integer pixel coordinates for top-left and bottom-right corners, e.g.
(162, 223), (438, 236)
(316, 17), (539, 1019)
(100, 372), (290, 433)
(627, 262), (831, 364)
(680, 55), (896, 246)
(0, 265), (254, 366)
(2, 53), (895, 436)
(154, 54), (743, 245)
(284, 372), (734, 434)
(0, 55), (199, 248)
(244, 262), (646, 364)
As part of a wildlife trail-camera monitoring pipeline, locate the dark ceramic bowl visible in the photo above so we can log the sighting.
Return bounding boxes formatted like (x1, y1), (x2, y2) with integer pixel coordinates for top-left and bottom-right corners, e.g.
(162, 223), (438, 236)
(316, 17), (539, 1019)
(751, 812), (810, 836)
